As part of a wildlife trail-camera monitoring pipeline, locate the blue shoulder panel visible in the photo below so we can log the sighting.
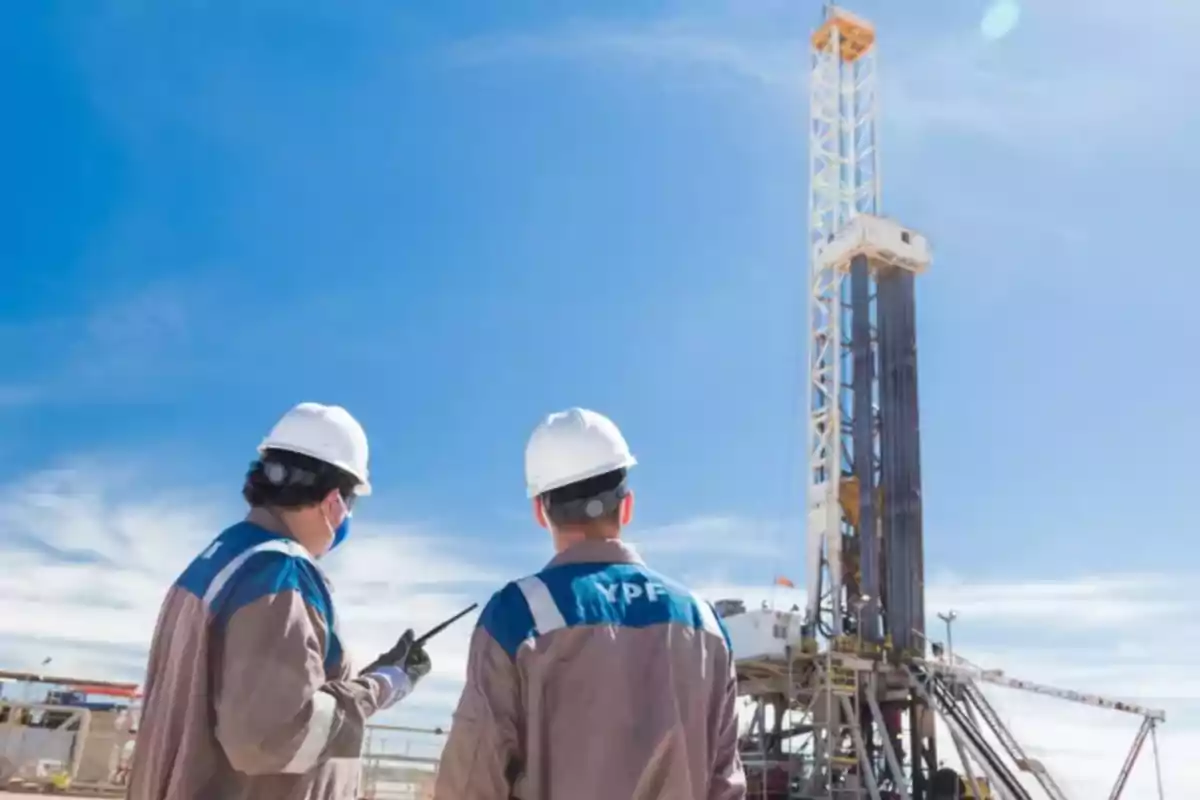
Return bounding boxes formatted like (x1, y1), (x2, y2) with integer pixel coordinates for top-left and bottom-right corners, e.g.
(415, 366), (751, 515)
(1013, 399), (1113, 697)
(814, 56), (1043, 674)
(479, 560), (731, 658)
(544, 562), (716, 633)
(479, 582), (536, 659)
(174, 522), (342, 672)
(175, 521), (276, 599)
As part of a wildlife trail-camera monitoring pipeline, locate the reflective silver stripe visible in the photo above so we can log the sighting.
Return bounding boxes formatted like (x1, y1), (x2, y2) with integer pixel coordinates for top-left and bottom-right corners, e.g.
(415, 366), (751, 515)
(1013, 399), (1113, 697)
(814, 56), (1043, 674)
(202, 538), (314, 607)
(693, 596), (726, 640)
(368, 665), (413, 708)
(280, 690), (337, 773)
(516, 575), (566, 635)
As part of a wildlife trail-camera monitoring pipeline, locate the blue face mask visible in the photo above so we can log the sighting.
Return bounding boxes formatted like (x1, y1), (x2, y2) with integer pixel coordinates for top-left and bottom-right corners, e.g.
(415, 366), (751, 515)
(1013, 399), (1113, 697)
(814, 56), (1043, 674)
(331, 512), (352, 550)
(325, 493), (354, 552)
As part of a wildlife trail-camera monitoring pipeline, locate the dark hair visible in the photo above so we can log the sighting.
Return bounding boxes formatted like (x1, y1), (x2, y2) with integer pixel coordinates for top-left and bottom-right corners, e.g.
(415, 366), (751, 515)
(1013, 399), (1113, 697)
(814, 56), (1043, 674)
(539, 468), (628, 526)
(242, 448), (360, 510)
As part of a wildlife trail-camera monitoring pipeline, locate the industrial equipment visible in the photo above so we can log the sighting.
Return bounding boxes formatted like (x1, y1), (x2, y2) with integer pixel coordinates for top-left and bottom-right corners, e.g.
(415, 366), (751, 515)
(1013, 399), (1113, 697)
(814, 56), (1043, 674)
(0, 671), (140, 795)
(718, 6), (1167, 799)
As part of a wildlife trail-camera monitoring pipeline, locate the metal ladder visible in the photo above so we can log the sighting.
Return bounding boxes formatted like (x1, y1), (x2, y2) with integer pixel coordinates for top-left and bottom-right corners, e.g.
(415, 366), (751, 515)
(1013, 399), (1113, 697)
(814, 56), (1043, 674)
(805, 654), (881, 800)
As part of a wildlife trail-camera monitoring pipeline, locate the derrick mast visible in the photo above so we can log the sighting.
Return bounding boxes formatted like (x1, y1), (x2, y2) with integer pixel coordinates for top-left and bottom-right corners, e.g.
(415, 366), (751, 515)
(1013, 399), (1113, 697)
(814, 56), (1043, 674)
(804, 2), (930, 667)
(719, 9), (1167, 800)
(802, 3), (884, 644)
(803, 4), (935, 796)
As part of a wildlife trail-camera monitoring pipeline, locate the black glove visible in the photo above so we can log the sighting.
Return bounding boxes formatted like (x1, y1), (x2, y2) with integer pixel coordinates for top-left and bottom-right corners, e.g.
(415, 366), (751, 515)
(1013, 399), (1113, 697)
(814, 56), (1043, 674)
(362, 629), (432, 685)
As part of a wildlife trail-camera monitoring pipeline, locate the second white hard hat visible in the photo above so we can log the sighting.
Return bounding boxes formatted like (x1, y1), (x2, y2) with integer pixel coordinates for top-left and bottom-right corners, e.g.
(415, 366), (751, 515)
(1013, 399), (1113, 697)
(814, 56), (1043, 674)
(525, 407), (636, 498)
(259, 402), (372, 495)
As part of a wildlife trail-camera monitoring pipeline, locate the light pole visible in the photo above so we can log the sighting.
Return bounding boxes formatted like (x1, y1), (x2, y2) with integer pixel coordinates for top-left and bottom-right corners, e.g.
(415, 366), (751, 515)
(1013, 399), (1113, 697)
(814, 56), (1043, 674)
(937, 610), (958, 665)
(21, 656), (52, 703)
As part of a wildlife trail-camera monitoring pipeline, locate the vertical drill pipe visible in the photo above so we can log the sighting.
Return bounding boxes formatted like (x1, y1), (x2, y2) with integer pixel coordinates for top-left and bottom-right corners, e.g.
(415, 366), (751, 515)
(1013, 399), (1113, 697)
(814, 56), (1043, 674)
(851, 253), (880, 643)
(900, 272), (927, 650)
(877, 271), (902, 648)
(878, 269), (924, 652)
(880, 266), (931, 797)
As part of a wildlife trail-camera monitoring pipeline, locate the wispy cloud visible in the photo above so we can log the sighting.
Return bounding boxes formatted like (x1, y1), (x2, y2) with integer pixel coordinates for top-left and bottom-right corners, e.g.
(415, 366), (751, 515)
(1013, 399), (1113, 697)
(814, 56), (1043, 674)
(67, 283), (193, 384)
(447, 22), (800, 90)
(0, 281), (207, 406)
(443, 0), (1200, 155)
(635, 515), (791, 558)
(444, 21), (799, 90)
(0, 464), (501, 729)
(927, 573), (1186, 629)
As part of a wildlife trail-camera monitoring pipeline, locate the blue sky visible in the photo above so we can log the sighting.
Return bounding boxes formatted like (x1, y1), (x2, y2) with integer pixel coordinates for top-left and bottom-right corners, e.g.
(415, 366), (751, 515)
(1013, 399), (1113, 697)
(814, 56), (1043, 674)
(2, 0), (1197, 795)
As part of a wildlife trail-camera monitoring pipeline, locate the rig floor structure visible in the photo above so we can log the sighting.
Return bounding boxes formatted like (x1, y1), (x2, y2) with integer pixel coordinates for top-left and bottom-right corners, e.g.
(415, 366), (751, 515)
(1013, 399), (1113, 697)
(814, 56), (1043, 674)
(717, 6), (1167, 800)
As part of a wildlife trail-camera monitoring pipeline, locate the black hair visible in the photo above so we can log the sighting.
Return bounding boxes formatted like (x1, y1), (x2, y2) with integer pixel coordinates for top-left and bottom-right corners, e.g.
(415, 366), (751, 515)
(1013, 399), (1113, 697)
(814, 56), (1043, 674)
(539, 468), (628, 527)
(242, 448), (360, 510)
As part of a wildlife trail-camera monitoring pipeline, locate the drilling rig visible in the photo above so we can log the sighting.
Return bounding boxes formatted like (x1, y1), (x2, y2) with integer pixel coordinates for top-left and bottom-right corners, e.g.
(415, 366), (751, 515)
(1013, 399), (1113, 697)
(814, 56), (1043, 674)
(716, 6), (1167, 799)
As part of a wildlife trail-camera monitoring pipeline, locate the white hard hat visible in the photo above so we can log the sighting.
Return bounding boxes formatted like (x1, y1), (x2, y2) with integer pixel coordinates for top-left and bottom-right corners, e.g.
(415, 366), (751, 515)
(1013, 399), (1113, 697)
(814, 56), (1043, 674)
(258, 402), (372, 495)
(525, 408), (636, 498)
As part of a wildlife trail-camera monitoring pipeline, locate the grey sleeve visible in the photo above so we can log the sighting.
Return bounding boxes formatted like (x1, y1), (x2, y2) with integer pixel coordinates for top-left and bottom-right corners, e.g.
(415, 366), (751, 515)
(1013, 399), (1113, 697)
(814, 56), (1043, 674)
(709, 653), (748, 800)
(213, 590), (391, 775)
(433, 626), (522, 800)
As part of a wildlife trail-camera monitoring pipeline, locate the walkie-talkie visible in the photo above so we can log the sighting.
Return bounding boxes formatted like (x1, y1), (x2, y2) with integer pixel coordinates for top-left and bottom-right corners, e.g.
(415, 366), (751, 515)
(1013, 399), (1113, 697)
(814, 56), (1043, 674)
(359, 603), (479, 676)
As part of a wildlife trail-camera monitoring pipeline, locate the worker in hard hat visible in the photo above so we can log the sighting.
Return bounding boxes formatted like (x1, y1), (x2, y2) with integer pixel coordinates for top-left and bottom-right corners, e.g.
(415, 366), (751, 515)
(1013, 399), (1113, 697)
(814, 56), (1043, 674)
(128, 402), (431, 800)
(434, 407), (747, 800)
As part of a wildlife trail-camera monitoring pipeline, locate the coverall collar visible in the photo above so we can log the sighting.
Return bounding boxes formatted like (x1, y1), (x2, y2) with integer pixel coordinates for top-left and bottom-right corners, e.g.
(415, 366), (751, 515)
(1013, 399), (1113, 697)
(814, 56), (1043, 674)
(547, 538), (644, 567)
(245, 507), (288, 536)
(242, 508), (332, 586)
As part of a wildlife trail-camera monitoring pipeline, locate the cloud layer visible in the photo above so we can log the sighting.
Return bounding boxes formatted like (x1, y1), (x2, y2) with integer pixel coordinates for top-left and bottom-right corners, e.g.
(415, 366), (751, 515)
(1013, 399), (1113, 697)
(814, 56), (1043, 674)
(444, 0), (1200, 158)
(0, 464), (498, 722)
(0, 467), (1192, 796)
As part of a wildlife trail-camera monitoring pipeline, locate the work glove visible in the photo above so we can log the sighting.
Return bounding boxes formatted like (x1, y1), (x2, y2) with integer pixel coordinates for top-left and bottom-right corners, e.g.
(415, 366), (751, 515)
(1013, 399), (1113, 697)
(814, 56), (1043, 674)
(363, 629), (432, 710)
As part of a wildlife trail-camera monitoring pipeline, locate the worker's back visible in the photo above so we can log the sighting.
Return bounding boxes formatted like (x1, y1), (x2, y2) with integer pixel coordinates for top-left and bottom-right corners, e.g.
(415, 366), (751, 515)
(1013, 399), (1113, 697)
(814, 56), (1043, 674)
(128, 521), (369, 800)
(435, 540), (746, 800)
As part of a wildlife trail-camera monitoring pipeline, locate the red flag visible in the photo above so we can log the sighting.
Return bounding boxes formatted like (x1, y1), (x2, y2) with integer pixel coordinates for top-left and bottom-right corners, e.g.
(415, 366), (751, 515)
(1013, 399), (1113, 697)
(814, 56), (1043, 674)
(774, 575), (795, 588)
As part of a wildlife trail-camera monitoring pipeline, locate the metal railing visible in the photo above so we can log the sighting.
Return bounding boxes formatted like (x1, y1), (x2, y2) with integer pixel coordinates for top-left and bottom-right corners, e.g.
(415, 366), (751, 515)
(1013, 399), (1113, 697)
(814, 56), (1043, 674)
(359, 723), (447, 800)
(0, 701), (133, 794)
(1, 701), (447, 799)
